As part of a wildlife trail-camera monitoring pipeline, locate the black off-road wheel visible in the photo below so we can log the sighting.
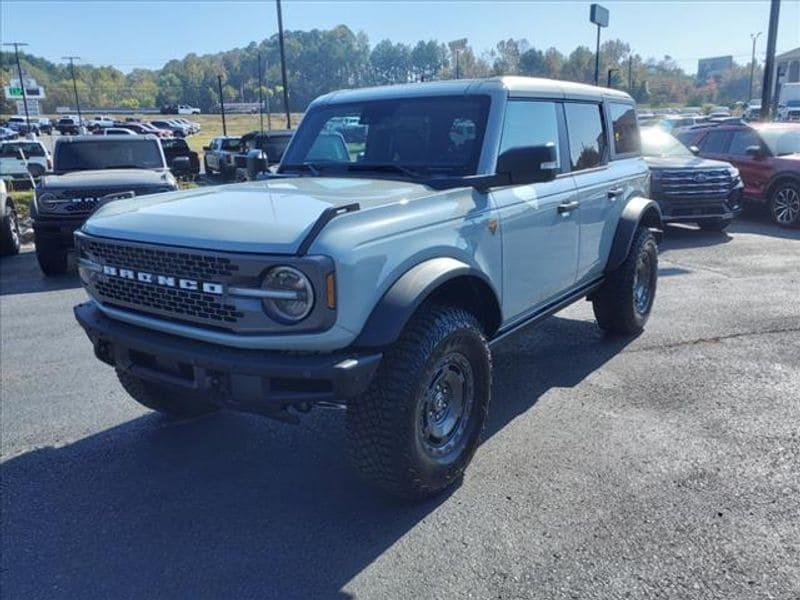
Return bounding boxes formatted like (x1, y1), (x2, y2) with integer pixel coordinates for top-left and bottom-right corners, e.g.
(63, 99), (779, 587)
(769, 181), (800, 227)
(347, 304), (491, 500)
(116, 370), (219, 418)
(0, 201), (21, 256)
(593, 227), (658, 335)
(34, 235), (68, 275)
(698, 219), (729, 232)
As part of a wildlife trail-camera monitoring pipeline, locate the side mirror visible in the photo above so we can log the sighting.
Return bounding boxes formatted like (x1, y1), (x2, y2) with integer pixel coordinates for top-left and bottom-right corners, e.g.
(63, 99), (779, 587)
(745, 145), (763, 158)
(496, 143), (558, 185)
(689, 145), (700, 155)
(171, 156), (191, 173)
(246, 150), (268, 180)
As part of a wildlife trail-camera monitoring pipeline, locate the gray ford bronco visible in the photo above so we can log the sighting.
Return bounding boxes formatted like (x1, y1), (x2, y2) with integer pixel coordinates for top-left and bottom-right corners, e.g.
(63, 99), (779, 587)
(74, 77), (662, 499)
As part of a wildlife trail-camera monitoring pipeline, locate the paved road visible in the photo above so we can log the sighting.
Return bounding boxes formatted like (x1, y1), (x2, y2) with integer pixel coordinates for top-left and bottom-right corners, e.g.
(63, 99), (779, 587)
(1, 217), (798, 599)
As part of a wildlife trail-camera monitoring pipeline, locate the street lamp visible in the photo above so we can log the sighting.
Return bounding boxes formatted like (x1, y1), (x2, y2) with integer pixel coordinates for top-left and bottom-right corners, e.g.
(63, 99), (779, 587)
(590, 4), (609, 86)
(62, 56), (82, 124)
(748, 32), (762, 104)
(449, 38), (468, 80)
(276, 0), (291, 128)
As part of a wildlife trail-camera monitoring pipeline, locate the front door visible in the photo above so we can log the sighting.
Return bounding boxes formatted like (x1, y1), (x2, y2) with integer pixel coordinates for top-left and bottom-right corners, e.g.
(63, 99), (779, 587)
(492, 99), (579, 321)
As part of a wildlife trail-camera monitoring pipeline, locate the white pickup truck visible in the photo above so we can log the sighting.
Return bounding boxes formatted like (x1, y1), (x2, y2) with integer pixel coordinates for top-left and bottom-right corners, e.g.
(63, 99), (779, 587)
(0, 139), (52, 182)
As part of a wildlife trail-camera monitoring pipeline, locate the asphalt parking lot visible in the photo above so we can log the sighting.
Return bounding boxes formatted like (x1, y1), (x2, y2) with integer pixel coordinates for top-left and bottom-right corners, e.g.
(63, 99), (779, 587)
(1, 216), (798, 599)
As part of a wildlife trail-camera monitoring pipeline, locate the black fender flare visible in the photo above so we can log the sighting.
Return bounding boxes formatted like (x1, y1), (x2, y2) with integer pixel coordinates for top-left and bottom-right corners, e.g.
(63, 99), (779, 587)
(353, 257), (499, 349)
(605, 196), (663, 273)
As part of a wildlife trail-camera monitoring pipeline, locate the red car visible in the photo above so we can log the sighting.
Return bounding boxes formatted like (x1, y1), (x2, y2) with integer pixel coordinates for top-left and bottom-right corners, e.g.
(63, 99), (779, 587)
(679, 123), (800, 226)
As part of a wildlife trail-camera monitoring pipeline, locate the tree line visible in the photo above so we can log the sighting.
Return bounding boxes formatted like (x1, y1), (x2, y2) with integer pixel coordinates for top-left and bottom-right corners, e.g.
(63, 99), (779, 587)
(1, 25), (762, 114)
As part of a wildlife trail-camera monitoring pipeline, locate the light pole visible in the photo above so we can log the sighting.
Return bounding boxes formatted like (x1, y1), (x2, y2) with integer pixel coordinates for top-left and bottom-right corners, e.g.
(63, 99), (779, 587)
(217, 75), (227, 136)
(3, 42), (31, 127)
(276, 0), (291, 128)
(748, 32), (762, 104)
(62, 56), (82, 123)
(590, 5), (609, 86)
(257, 52), (265, 134)
(448, 38), (467, 80)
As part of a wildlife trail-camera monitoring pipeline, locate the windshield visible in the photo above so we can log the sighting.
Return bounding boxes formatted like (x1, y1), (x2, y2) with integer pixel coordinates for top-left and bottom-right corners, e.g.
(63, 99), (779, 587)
(54, 140), (164, 172)
(281, 95), (490, 178)
(0, 142), (45, 158)
(640, 128), (694, 157)
(759, 128), (800, 156)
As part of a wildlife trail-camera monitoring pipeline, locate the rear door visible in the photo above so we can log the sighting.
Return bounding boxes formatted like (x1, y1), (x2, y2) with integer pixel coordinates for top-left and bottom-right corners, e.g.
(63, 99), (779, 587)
(491, 99), (579, 320)
(564, 101), (615, 282)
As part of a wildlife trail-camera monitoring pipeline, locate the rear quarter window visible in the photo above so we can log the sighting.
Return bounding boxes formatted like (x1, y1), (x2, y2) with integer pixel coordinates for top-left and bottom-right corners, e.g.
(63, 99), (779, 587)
(609, 103), (640, 156)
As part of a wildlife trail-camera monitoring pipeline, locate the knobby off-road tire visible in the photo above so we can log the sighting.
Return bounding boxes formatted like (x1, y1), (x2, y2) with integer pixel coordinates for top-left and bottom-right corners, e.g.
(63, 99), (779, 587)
(593, 227), (658, 335)
(0, 201), (21, 256)
(347, 304), (492, 500)
(116, 370), (219, 418)
(34, 235), (68, 275)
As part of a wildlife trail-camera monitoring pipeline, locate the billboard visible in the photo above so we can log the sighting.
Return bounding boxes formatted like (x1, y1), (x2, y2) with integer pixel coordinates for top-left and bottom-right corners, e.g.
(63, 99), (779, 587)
(697, 56), (733, 82)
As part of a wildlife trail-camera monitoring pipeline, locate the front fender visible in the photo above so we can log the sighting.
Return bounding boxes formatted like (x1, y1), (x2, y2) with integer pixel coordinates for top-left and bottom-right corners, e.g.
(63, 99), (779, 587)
(605, 197), (663, 273)
(353, 257), (496, 348)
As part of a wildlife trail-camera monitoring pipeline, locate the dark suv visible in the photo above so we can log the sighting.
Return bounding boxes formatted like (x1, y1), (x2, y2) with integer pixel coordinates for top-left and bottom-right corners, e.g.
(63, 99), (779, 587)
(679, 123), (800, 227)
(642, 127), (742, 231)
(32, 136), (179, 274)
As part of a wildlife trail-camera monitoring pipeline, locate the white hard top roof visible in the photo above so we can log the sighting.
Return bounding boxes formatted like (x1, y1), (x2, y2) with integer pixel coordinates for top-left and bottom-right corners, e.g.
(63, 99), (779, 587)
(314, 76), (634, 105)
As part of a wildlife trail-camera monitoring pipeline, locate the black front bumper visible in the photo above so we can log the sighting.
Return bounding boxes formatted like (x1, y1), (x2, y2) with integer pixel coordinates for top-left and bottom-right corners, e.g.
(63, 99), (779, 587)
(656, 187), (743, 223)
(74, 302), (382, 417)
(32, 216), (86, 248)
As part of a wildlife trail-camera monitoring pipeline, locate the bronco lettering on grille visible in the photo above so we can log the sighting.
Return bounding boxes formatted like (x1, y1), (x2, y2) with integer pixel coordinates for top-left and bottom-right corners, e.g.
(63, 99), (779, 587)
(101, 265), (224, 295)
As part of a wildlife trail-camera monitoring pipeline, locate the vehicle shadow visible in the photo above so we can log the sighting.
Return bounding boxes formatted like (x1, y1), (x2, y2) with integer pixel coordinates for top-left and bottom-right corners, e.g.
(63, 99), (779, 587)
(0, 248), (82, 296)
(659, 223), (733, 251)
(1, 315), (633, 599)
(731, 213), (800, 241)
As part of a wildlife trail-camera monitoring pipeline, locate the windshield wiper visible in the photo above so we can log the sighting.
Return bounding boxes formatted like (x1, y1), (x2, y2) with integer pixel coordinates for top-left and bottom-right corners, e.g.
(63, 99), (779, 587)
(105, 164), (147, 169)
(281, 162), (327, 176)
(345, 163), (427, 178)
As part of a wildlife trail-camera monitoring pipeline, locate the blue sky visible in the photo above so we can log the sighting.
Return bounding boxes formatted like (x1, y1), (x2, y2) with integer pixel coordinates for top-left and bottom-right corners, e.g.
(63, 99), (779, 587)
(2, 1), (799, 74)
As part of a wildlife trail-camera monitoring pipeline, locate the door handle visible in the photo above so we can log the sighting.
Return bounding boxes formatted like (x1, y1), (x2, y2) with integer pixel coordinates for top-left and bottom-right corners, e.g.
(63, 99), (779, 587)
(608, 187), (624, 199)
(557, 201), (580, 214)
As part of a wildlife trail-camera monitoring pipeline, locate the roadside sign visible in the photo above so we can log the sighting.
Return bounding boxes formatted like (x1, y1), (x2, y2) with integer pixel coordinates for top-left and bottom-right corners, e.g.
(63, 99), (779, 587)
(590, 4), (609, 27)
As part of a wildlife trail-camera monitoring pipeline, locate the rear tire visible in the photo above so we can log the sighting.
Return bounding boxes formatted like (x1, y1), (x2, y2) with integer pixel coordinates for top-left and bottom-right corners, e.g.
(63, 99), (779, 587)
(347, 304), (491, 499)
(593, 227), (658, 335)
(769, 182), (800, 227)
(698, 219), (729, 232)
(0, 201), (20, 256)
(116, 370), (219, 418)
(34, 235), (69, 275)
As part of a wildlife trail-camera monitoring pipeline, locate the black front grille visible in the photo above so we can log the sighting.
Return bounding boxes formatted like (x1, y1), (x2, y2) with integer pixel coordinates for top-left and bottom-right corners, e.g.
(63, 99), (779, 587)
(657, 169), (732, 200)
(83, 239), (238, 280)
(94, 277), (243, 324)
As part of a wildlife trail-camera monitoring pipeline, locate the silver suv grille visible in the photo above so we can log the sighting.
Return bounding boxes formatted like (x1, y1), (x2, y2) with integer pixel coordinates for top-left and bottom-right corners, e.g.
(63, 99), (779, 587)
(658, 169), (732, 201)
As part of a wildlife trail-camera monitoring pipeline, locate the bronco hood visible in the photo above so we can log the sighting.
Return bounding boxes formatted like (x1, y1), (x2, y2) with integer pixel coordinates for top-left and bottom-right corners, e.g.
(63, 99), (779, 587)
(82, 176), (436, 254)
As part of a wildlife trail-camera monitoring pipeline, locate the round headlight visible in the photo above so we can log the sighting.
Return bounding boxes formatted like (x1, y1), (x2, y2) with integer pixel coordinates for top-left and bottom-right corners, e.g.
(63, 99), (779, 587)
(261, 266), (314, 323)
(37, 192), (60, 206)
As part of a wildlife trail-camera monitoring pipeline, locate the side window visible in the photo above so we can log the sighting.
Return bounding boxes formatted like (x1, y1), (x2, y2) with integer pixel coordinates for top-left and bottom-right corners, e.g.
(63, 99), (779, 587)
(499, 100), (561, 172)
(609, 103), (640, 156)
(728, 130), (761, 156)
(700, 131), (730, 154)
(564, 102), (608, 171)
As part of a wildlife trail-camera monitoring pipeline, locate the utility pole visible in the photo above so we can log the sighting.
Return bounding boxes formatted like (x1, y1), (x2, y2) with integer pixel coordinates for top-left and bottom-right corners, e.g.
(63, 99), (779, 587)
(276, 0), (291, 128)
(3, 42), (31, 127)
(257, 52), (265, 134)
(759, 0), (780, 121)
(217, 75), (227, 136)
(628, 55), (633, 90)
(62, 56), (83, 123)
(455, 50), (460, 79)
(607, 68), (619, 88)
(748, 32), (762, 104)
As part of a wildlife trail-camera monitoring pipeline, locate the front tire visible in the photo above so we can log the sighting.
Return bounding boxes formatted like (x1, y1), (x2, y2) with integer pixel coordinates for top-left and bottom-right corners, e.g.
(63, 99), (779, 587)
(347, 305), (491, 499)
(593, 227), (658, 335)
(0, 202), (21, 256)
(769, 182), (800, 227)
(116, 370), (219, 418)
(34, 235), (68, 275)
